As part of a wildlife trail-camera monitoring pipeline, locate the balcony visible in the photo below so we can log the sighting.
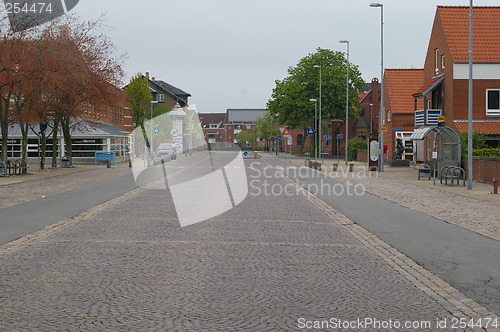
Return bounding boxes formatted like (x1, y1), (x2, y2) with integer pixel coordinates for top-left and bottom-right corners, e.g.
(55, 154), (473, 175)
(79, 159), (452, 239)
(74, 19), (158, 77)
(415, 109), (442, 127)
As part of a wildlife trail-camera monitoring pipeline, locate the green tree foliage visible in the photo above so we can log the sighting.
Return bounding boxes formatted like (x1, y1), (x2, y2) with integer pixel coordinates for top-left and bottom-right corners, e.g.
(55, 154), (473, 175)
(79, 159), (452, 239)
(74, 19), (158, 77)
(125, 73), (152, 149)
(125, 73), (152, 129)
(267, 48), (365, 130)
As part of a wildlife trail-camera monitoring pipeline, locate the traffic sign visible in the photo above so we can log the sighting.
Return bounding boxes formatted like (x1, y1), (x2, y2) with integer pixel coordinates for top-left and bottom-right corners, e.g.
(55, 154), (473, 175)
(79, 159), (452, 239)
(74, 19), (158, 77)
(243, 151), (249, 156)
(284, 129), (290, 135)
(277, 135), (282, 141)
(380, 126), (387, 131)
(307, 128), (315, 134)
(270, 136), (275, 141)
(154, 127), (160, 133)
(337, 134), (343, 139)
(324, 135), (332, 140)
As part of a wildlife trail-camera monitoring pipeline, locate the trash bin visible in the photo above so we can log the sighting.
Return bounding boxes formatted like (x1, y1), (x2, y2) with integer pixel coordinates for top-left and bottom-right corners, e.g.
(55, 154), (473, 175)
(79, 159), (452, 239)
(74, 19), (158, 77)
(253, 151), (258, 158)
(61, 155), (72, 167)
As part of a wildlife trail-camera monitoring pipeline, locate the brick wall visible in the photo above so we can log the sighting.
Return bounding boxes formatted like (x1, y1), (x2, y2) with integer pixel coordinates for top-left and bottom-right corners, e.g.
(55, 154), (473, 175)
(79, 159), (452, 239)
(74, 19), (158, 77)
(462, 157), (500, 183)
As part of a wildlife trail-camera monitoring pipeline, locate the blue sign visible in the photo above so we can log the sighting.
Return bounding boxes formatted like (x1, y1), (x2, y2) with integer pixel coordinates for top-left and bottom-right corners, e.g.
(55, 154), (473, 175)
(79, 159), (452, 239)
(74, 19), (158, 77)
(324, 135), (332, 140)
(154, 127), (160, 133)
(270, 136), (275, 141)
(307, 127), (315, 134)
(337, 134), (343, 139)
(243, 151), (249, 156)
(277, 135), (282, 141)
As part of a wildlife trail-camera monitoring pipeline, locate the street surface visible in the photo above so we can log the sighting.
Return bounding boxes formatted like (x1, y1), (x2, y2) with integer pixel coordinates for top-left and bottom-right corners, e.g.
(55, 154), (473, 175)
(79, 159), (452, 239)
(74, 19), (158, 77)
(0, 153), (498, 331)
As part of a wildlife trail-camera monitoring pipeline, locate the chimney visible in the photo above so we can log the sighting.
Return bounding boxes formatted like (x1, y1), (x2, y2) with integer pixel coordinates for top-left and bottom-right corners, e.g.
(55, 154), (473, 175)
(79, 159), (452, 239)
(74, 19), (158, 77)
(152, 77), (155, 81)
(145, 72), (150, 79)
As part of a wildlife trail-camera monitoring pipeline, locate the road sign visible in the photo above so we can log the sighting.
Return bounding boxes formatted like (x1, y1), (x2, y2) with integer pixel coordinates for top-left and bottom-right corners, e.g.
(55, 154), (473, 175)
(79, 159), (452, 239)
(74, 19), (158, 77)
(287, 138), (292, 146)
(154, 127), (160, 133)
(277, 136), (282, 141)
(324, 135), (332, 140)
(270, 136), (275, 141)
(380, 126), (387, 131)
(259, 137), (264, 141)
(243, 151), (249, 156)
(284, 129), (290, 135)
(307, 128), (315, 134)
(337, 134), (343, 139)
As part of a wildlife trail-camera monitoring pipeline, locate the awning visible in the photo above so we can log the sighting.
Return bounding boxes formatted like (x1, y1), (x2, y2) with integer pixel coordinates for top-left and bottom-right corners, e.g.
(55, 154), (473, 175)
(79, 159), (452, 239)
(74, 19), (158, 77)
(409, 127), (433, 140)
(413, 75), (445, 98)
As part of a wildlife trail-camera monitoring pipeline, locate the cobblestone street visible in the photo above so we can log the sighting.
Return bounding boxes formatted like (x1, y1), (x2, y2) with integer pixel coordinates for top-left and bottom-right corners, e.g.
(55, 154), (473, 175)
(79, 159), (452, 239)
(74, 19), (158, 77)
(1, 159), (497, 331)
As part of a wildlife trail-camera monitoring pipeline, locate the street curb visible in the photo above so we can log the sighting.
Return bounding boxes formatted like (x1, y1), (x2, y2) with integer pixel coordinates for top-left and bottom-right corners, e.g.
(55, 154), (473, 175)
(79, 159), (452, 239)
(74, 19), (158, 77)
(279, 169), (499, 330)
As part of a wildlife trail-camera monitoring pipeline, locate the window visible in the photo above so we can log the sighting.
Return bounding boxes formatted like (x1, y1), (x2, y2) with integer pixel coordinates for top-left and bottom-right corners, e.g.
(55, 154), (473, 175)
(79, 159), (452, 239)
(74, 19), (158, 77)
(296, 134), (304, 146)
(157, 94), (164, 102)
(387, 110), (391, 123)
(441, 54), (445, 70)
(234, 125), (242, 130)
(357, 131), (367, 140)
(435, 48), (439, 74)
(487, 89), (500, 116)
(210, 124), (218, 129)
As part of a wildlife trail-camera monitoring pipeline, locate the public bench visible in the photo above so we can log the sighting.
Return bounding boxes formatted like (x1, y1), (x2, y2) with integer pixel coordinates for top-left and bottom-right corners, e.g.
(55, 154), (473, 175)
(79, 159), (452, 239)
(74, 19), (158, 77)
(94, 152), (115, 165)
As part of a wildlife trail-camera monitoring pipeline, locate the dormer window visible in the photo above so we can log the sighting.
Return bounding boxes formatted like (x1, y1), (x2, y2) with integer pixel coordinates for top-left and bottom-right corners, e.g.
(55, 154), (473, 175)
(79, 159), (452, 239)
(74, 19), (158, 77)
(210, 124), (218, 129)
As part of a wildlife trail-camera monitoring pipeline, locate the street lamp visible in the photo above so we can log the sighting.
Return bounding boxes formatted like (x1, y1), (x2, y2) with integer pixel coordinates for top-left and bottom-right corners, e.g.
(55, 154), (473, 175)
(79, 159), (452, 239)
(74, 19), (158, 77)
(370, 2), (384, 171)
(314, 65), (322, 161)
(339, 40), (350, 165)
(467, 0), (473, 190)
(310, 98), (318, 161)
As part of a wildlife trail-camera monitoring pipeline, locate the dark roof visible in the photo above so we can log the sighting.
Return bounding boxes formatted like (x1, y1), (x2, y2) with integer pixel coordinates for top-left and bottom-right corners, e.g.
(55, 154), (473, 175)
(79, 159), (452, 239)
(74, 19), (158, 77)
(198, 113), (226, 129)
(152, 80), (191, 97)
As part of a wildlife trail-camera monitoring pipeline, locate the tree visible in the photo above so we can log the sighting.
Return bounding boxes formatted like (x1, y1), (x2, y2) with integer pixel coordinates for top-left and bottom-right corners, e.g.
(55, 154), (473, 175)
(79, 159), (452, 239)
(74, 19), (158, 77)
(125, 73), (152, 152)
(267, 48), (365, 152)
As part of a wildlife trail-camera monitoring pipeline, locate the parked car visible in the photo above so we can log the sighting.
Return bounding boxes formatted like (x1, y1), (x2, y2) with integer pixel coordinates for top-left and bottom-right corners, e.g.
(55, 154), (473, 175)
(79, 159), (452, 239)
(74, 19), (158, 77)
(156, 143), (177, 160)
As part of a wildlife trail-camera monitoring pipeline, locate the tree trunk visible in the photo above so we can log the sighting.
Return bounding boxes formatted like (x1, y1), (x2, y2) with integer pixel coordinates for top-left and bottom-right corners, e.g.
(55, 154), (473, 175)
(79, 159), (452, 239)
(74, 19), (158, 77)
(61, 117), (72, 158)
(0, 100), (8, 164)
(51, 118), (60, 168)
(20, 123), (28, 162)
(40, 130), (47, 170)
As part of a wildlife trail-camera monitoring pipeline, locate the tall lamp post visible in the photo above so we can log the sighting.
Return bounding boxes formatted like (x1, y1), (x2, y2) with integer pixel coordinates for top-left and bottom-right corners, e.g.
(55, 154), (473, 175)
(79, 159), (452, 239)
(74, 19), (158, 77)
(467, 0), (473, 190)
(339, 40), (350, 165)
(310, 98), (318, 161)
(314, 65), (322, 161)
(370, 2), (384, 172)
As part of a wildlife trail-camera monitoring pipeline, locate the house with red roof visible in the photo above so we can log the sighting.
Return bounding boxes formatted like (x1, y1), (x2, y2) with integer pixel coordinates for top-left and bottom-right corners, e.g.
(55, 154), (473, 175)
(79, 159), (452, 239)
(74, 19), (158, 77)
(383, 69), (424, 160)
(412, 6), (500, 148)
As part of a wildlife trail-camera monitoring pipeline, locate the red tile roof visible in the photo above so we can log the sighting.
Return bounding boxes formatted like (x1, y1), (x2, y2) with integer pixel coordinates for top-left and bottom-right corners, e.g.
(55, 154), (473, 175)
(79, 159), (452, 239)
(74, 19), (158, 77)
(385, 69), (424, 114)
(438, 6), (500, 62)
(454, 121), (500, 134)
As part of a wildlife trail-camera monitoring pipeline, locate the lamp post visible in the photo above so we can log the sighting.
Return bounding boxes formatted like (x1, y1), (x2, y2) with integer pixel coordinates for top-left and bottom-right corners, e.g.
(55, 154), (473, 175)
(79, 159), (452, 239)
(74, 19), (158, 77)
(310, 98), (318, 161)
(370, 2), (384, 172)
(467, 0), (473, 190)
(339, 40), (350, 165)
(314, 65), (322, 161)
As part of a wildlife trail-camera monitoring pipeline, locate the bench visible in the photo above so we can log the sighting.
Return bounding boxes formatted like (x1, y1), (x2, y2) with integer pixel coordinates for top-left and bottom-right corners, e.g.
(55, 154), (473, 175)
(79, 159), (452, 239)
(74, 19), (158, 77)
(94, 152), (115, 165)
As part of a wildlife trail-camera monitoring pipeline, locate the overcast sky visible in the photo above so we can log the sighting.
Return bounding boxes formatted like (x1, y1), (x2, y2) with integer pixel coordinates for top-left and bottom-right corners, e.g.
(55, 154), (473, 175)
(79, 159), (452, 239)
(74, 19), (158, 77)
(59, 1), (500, 113)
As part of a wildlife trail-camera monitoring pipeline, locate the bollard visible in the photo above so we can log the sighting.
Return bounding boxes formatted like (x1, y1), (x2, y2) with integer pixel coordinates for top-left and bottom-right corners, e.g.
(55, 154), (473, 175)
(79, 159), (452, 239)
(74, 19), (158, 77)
(493, 177), (498, 194)
(332, 164), (337, 172)
(106, 159), (112, 168)
(349, 163), (354, 172)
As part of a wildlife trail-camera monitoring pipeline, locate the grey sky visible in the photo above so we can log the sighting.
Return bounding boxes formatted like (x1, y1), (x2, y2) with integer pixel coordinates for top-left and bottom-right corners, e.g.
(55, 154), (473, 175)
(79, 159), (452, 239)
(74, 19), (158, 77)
(68, 1), (500, 113)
